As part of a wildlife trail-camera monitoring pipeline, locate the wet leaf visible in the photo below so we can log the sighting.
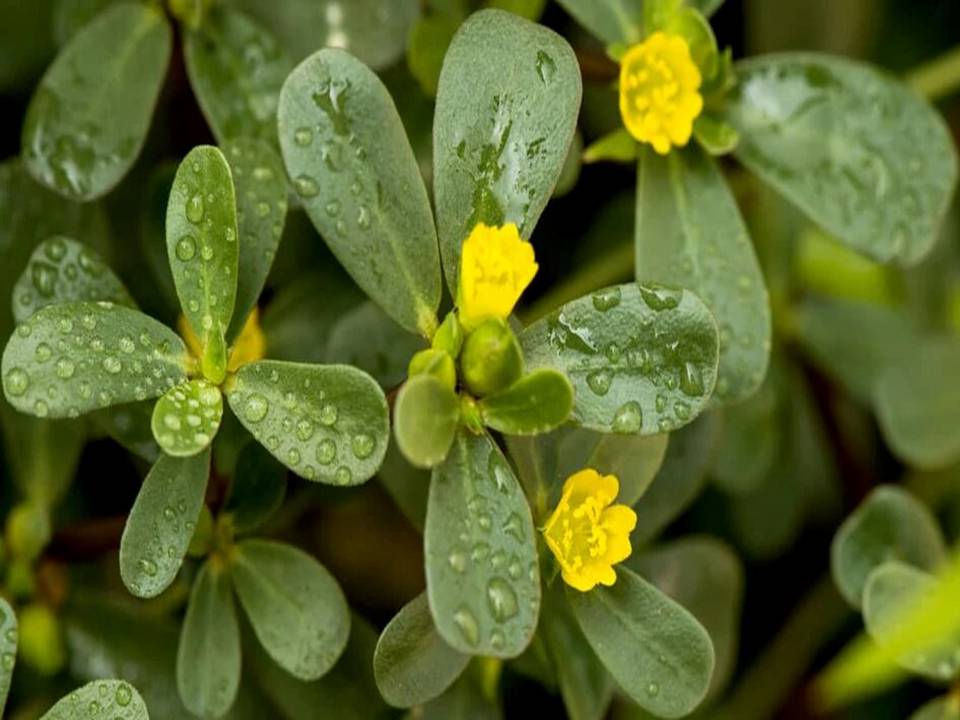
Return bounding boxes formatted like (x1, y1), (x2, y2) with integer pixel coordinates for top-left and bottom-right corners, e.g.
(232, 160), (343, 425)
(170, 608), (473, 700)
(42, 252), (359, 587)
(553, 0), (643, 45)
(394, 374), (460, 469)
(0, 597), (16, 715)
(480, 369), (573, 435)
(40, 680), (147, 720)
(150, 380), (222, 457)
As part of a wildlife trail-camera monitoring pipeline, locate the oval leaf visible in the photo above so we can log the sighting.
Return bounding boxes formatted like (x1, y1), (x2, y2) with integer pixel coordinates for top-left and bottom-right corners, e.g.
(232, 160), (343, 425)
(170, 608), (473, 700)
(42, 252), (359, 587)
(433, 9), (582, 294)
(425, 430), (540, 658)
(636, 144), (770, 403)
(150, 380), (222, 457)
(723, 54), (958, 264)
(184, 7), (293, 146)
(520, 284), (719, 435)
(278, 48), (441, 336)
(831, 485), (946, 609)
(394, 374), (460, 469)
(0, 597), (16, 715)
(40, 680), (148, 720)
(2, 301), (189, 418)
(119, 449), (211, 598)
(21, 2), (171, 200)
(480, 368), (573, 435)
(586, 430), (669, 507)
(226, 359), (388, 484)
(568, 566), (715, 718)
(373, 592), (469, 708)
(553, 0), (643, 48)
(177, 560), (240, 718)
(231, 539), (349, 681)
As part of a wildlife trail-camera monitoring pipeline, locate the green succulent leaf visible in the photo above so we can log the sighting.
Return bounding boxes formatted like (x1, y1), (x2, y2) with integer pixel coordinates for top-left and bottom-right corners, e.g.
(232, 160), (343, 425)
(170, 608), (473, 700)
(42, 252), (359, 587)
(0, 597), (16, 715)
(394, 374), (461, 469)
(831, 486), (946, 609)
(226, 360), (388, 484)
(723, 54), (958, 265)
(553, 0), (643, 45)
(222, 137), (288, 343)
(91, 401), (160, 463)
(12, 236), (134, 325)
(20, 2), (172, 201)
(150, 380), (223, 457)
(863, 562), (960, 682)
(520, 284), (719, 435)
(480, 368), (573, 435)
(119, 449), (211, 598)
(433, 9), (582, 295)
(184, 7), (293, 146)
(165, 145), (240, 363)
(373, 592), (470, 708)
(226, 442), (287, 534)
(2, 301), (190, 418)
(636, 144), (770, 403)
(278, 49), (441, 337)
(583, 128), (637, 165)
(407, 13), (459, 97)
(40, 680), (148, 720)
(177, 560), (241, 718)
(693, 113), (739, 155)
(425, 430), (540, 657)
(230, 539), (350, 681)
(568, 566), (715, 718)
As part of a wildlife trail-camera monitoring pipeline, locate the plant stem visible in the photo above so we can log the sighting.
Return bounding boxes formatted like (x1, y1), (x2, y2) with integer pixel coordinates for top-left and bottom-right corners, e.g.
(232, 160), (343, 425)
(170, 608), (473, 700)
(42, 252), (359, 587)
(906, 45), (960, 102)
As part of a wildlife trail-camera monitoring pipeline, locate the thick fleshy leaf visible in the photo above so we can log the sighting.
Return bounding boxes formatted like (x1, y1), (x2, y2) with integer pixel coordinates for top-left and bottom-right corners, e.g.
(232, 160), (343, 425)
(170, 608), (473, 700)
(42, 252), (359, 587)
(863, 562), (960, 681)
(636, 144), (770, 403)
(480, 369), (573, 435)
(40, 680), (148, 720)
(2, 301), (189, 418)
(568, 566), (715, 718)
(226, 442), (287, 534)
(21, 2), (171, 200)
(279, 50), (441, 337)
(226, 360), (388, 484)
(831, 486), (946, 609)
(231, 539), (349, 681)
(373, 592), (469, 708)
(0, 597), (16, 715)
(553, 0), (642, 45)
(520, 284), (719, 435)
(222, 138), (288, 343)
(394, 374), (460, 469)
(12, 236), (133, 324)
(587, 431), (669, 507)
(425, 430), (540, 657)
(723, 54), (958, 264)
(119, 449), (210, 598)
(407, 13), (459, 98)
(52, 0), (117, 46)
(177, 561), (241, 718)
(711, 371), (780, 494)
(150, 380), (222, 457)
(433, 9), (582, 294)
(166, 145), (239, 357)
(184, 7), (293, 146)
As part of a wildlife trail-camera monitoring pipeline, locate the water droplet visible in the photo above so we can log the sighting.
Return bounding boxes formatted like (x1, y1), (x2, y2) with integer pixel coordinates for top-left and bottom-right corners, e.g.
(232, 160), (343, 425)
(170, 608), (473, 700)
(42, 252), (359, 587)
(5, 368), (30, 396)
(34, 399), (49, 417)
(244, 393), (269, 422)
(320, 404), (338, 426)
(34, 342), (52, 363)
(186, 192), (205, 223)
(453, 607), (479, 646)
(119, 335), (136, 354)
(164, 413), (182, 431)
(139, 558), (158, 577)
(296, 418), (315, 441)
(647, 682), (660, 697)
(612, 400), (642, 433)
(638, 283), (682, 311)
(256, 201), (270, 218)
(57, 317), (73, 333)
(674, 401), (690, 420)
(448, 551), (467, 573)
(287, 448), (301, 466)
(535, 50), (556, 84)
(294, 174), (319, 197)
(55, 358), (75, 379)
(175, 235), (197, 261)
(102, 356), (122, 374)
(357, 205), (371, 229)
(586, 369), (612, 396)
(502, 513), (525, 542)
(591, 286), (621, 311)
(200, 244), (214, 261)
(316, 439), (336, 464)
(324, 200), (341, 217)
(31, 261), (57, 297)
(294, 126), (314, 146)
(334, 466), (352, 484)
(115, 682), (132, 707)
(679, 361), (704, 397)
(486, 577), (519, 622)
(44, 237), (67, 261)
(351, 433), (374, 459)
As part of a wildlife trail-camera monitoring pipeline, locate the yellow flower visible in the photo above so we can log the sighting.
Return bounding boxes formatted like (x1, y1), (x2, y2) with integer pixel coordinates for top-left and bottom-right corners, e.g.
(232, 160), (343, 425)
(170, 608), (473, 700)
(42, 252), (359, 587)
(619, 32), (703, 155)
(543, 469), (638, 592)
(458, 222), (538, 331)
(179, 309), (266, 373)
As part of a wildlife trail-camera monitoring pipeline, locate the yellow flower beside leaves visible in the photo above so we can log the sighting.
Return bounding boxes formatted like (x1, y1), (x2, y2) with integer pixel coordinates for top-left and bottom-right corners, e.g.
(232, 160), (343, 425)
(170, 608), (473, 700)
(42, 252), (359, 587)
(619, 31), (703, 155)
(543, 469), (638, 592)
(458, 222), (538, 331)
(179, 309), (266, 373)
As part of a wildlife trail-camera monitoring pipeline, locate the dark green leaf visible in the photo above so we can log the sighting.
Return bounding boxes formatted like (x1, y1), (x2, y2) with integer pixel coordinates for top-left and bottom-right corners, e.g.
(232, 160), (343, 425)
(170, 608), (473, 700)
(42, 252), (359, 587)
(0, 597), (15, 715)
(425, 430), (540, 657)
(433, 9), (582, 294)
(586, 431), (668, 506)
(40, 680), (147, 720)
(373, 592), (469, 707)
(21, 2), (171, 200)
(553, 0), (643, 45)
(227, 442), (287, 534)
(150, 380), (222, 457)
(2, 301), (190, 418)
(480, 369), (573, 435)
(91, 401), (160, 463)
(119, 449), (210, 598)
(394, 374), (460, 469)
(520, 284), (719, 434)
(378, 440), (430, 532)
(231, 539), (349, 681)
(226, 359), (388, 484)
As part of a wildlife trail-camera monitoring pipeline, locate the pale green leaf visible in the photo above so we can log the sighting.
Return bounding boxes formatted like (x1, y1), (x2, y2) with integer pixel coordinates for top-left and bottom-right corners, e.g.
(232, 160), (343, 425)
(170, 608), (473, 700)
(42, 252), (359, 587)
(0, 597), (16, 715)
(150, 380), (222, 457)
(554, 0), (643, 45)
(394, 374), (460, 469)
(480, 369), (573, 435)
(40, 680), (148, 720)
(583, 128), (637, 165)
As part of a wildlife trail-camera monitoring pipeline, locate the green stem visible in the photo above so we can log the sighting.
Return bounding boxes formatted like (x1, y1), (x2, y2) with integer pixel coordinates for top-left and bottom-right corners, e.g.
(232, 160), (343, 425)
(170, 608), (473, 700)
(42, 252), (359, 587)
(906, 44), (960, 102)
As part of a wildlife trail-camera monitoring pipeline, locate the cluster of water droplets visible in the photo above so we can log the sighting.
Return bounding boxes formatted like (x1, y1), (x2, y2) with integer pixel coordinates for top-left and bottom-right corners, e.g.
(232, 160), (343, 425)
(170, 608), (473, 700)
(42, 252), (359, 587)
(129, 493), (198, 596)
(0, 604), (16, 679)
(45, 680), (140, 719)
(225, 140), (286, 270)
(152, 380), (223, 455)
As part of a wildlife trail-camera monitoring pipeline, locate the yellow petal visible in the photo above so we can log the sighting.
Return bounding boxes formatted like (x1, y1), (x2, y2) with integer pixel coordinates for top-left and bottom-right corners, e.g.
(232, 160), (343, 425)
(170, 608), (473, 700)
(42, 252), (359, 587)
(562, 468), (619, 508)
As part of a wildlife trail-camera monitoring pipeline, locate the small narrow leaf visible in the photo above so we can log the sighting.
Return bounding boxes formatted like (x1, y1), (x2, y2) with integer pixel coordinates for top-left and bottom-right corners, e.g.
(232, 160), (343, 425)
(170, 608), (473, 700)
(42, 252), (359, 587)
(166, 145), (239, 349)
(373, 592), (469, 708)
(119, 449), (211, 598)
(21, 3), (171, 200)
(433, 9), (582, 294)
(394, 374), (460, 469)
(226, 360), (388, 484)
(40, 680), (148, 720)
(520, 284), (719, 435)
(553, 0), (643, 45)
(568, 566), (715, 718)
(425, 430), (540, 657)
(0, 597), (16, 715)
(177, 561), (241, 718)
(480, 369), (573, 435)
(279, 49), (441, 337)
(12, 236), (134, 324)
(2, 301), (190, 418)
(231, 539), (350, 681)
(583, 128), (637, 164)
(150, 380), (222, 457)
